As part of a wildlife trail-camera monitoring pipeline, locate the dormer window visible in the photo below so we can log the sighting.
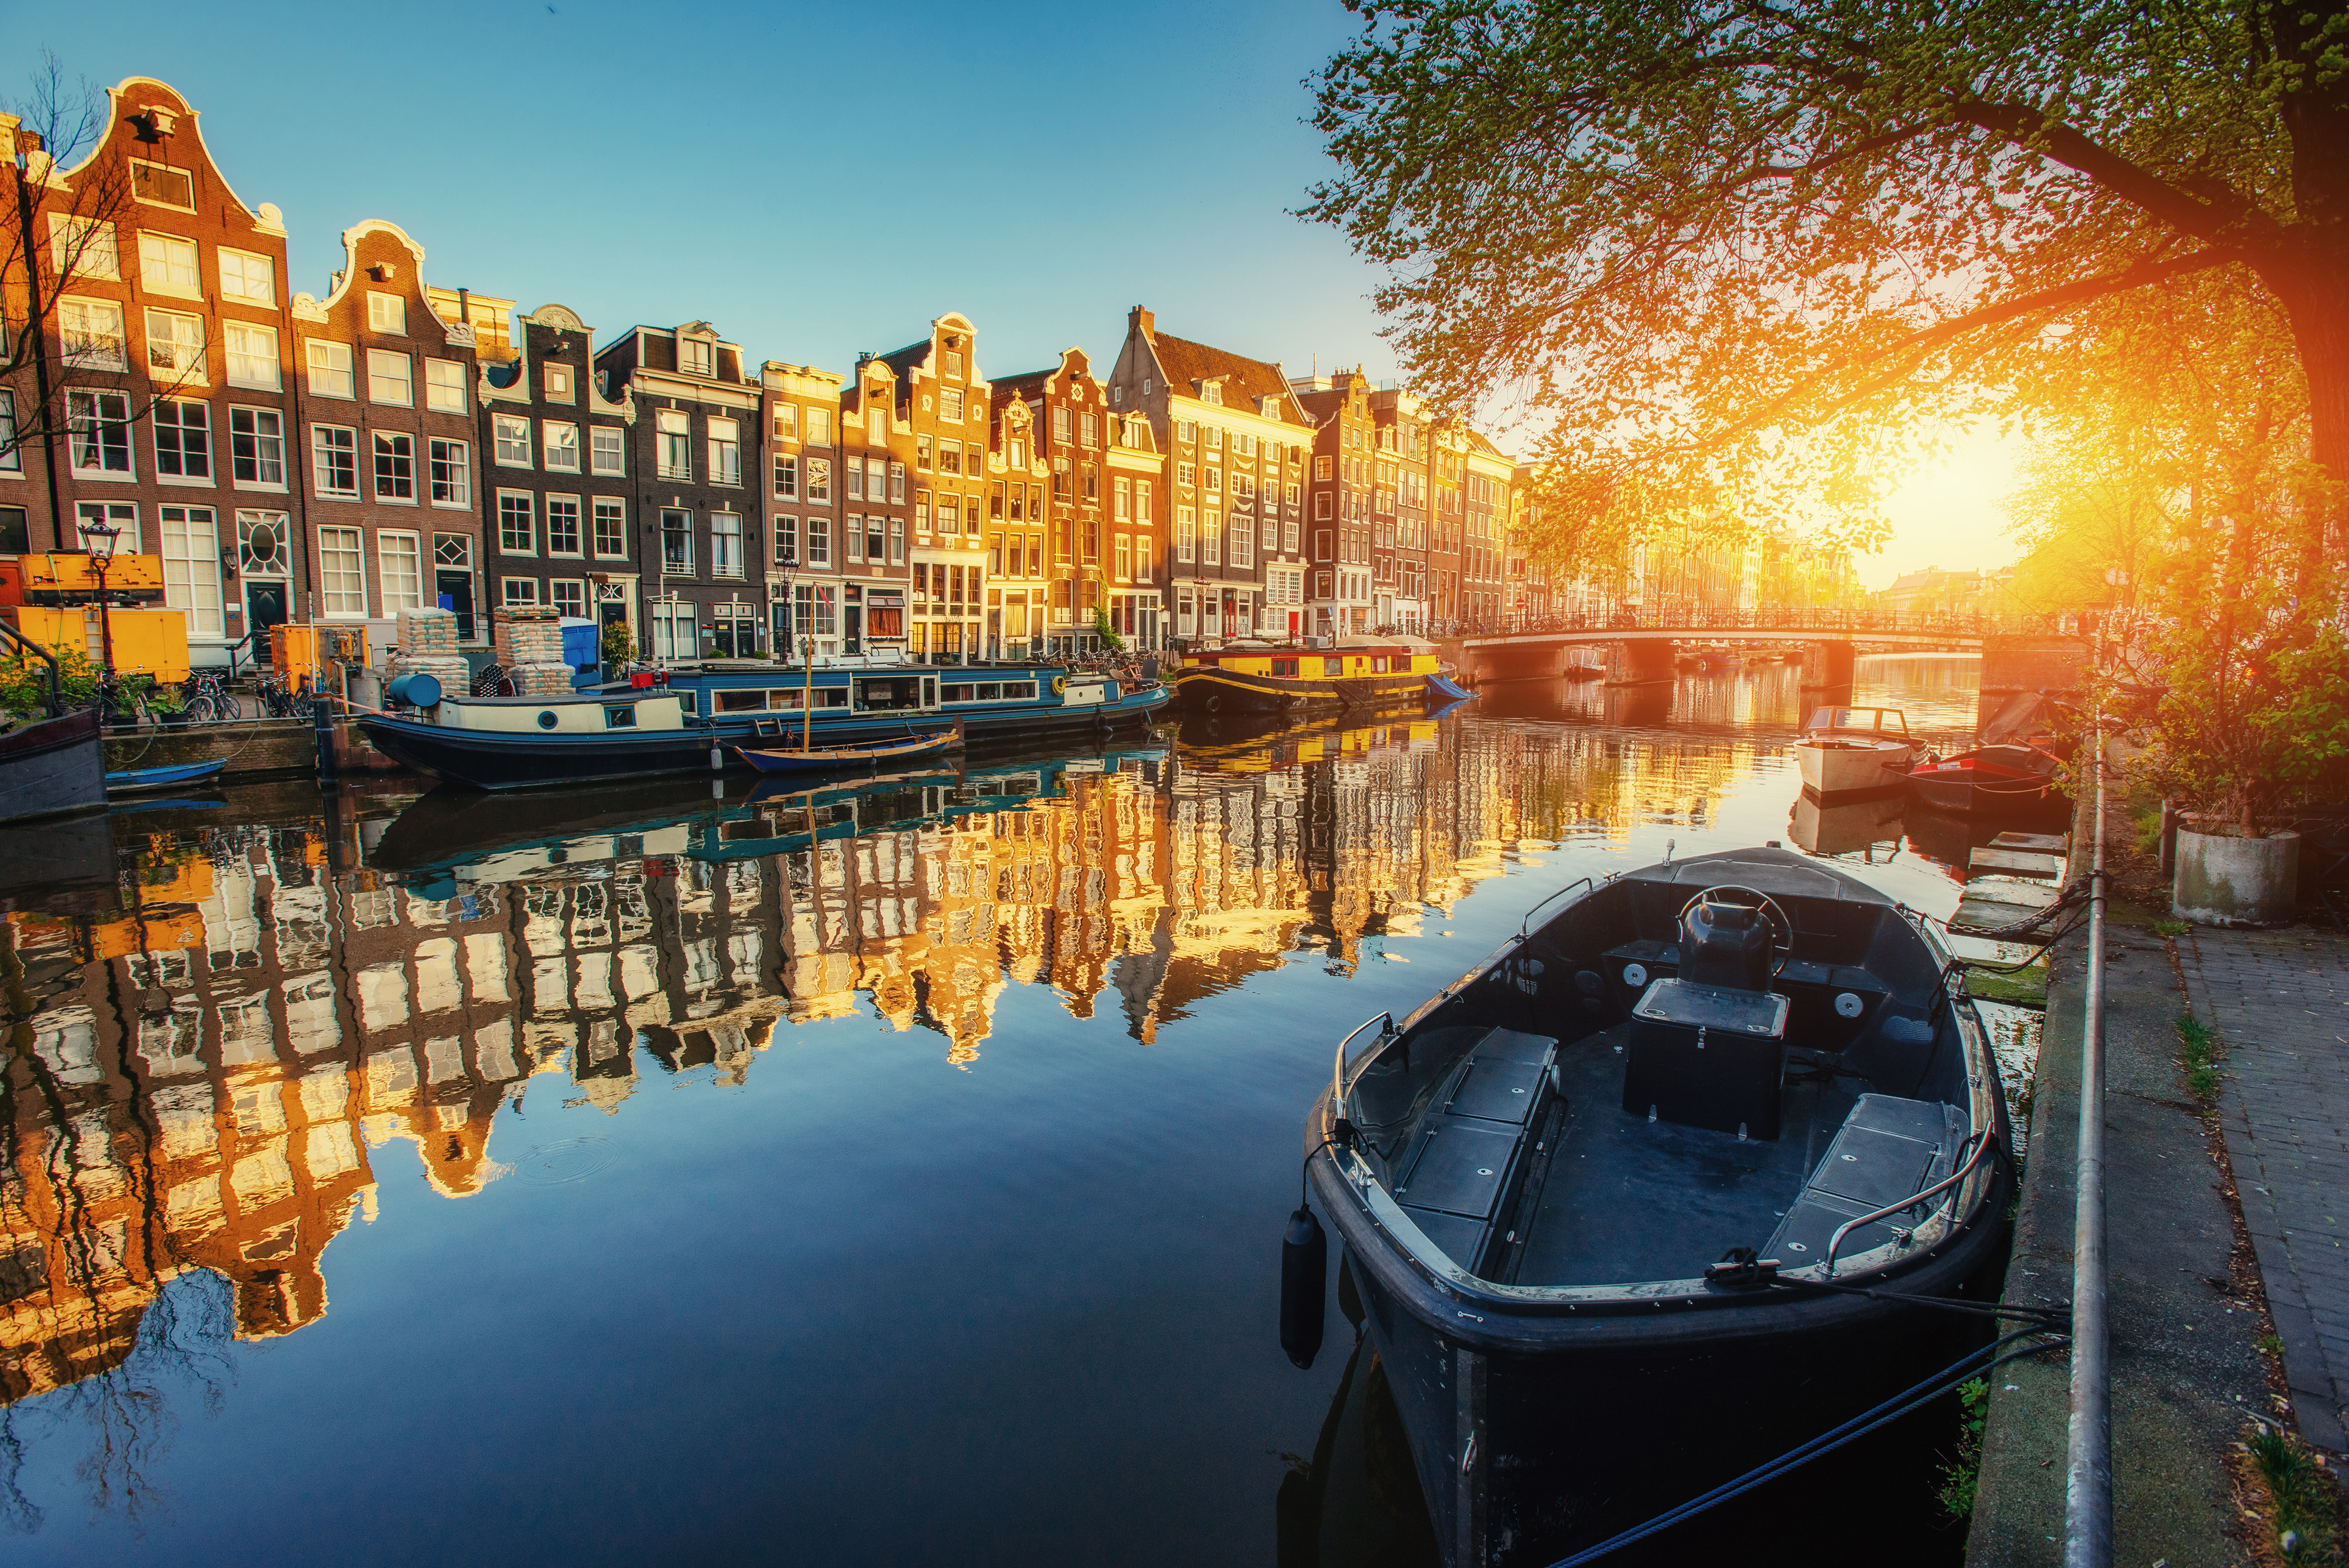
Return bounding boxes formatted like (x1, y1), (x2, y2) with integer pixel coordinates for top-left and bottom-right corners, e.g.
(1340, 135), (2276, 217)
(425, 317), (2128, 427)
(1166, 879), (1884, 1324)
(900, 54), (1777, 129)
(1202, 381), (1223, 406)
(680, 337), (714, 376)
(130, 159), (195, 210)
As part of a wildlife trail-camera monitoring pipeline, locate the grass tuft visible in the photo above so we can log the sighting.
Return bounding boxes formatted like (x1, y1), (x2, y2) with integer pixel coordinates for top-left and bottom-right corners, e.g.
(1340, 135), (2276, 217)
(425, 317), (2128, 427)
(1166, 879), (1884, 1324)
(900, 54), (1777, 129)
(2179, 1014), (2223, 1103)
(1937, 1377), (1989, 1521)
(2154, 919), (2191, 937)
(2246, 1424), (2344, 1566)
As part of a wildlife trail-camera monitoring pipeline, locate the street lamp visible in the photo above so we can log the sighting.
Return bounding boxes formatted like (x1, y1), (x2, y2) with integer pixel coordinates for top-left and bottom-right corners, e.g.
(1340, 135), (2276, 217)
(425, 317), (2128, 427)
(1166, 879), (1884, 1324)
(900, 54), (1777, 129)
(81, 519), (121, 682)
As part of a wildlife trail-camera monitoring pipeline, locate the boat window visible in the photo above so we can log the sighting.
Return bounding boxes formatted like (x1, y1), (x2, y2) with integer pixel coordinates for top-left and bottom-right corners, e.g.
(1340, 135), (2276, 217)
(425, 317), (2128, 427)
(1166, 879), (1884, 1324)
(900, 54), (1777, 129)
(768, 689), (803, 710)
(1001, 682), (1037, 702)
(856, 678), (922, 711)
(675, 690), (696, 715)
(604, 706), (637, 729)
(536, 710), (559, 730)
(1272, 659), (1296, 677)
(1372, 656), (1389, 673)
(942, 684), (975, 703)
(1324, 657), (1343, 676)
(715, 690), (767, 713)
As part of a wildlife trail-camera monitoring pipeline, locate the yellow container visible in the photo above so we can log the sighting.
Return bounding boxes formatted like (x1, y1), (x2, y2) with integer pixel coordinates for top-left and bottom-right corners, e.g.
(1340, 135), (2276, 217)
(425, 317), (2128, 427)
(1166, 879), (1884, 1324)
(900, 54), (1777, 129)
(8, 606), (189, 682)
(17, 552), (165, 600)
(271, 625), (321, 690)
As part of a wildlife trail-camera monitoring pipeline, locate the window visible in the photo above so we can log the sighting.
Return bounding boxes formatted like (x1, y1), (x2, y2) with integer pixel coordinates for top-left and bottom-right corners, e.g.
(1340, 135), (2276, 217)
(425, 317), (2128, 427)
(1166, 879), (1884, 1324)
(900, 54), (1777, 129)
(889, 516), (906, 564)
(1114, 536), (1131, 581)
(1203, 512), (1221, 565)
(844, 513), (864, 562)
(1113, 477), (1132, 521)
(1176, 506), (1195, 563)
(222, 322), (279, 389)
(311, 425), (357, 496)
(367, 292), (407, 335)
(1053, 455), (1071, 498)
(889, 461), (906, 502)
(1136, 534), (1154, 580)
(378, 531), (423, 612)
(1082, 412), (1098, 447)
(866, 457), (886, 500)
(60, 298), (127, 369)
(50, 217), (118, 281)
(773, 515), (798, 567)
(1229, 517), (1253, 569)
(306, 339), (354, 397)
(543, 364), (574, 401)
(917, 435), (933, 471)
(552, 579), (586, 619)
(940, 388), (965, 423)
(318, 526), (366, 616)
(806, 407), (832, 445)
(68, 391), (132, 474)
(499, 492), (535, 553)
(846, 460), (864, 502)
(153, 400), (211, 480)
(501, 576), (541, 608)
(866, 515), (886, 562)
(865, 407), (885, 444)
(772, 453), (799, 498)
(75, 501), (139, 552)
(590, 426), (624, 475)
(212, 247), (274, 305)
(805, 515), (831, 566)
(159, 506), (223, 635)
(943, 350), (964, 379)
(657, 409), (691, 478)
(130, 159), (195, 209)
(146, 308), (207, 380)
(547, 496), (582, 556)
(1084, 462), (1099, 500)
(0, 391), (17, 472)
(373, 433), (415, 500)
(1204, 466), (1221, 495)
(425, 359), (467, 413)
(231, 408), (287, 486)
(236, 510), (289, 575)
(806, 457), (831, 502)
(710, 512), (744, 578)
(594, 498), (626, 558)
(709, 417), (741, 485)
(494, 414), (532, 467)
(138, 232), (200, 296)
(772, 403), (798, 442)
(679, 337), (714, 375)
(939, 439), (962, 475)
(429, 437), (469, 505)
(367, 349), (412, 406)
(542, 421), (580, 472)
(661, 508), (693, 571)
(1314, 491), (1333, 520)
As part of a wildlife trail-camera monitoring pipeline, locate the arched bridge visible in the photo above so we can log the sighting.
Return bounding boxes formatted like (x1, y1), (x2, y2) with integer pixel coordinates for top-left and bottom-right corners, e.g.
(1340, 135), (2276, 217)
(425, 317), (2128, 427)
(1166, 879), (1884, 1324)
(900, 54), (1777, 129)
(1426, 609), (2090, 690)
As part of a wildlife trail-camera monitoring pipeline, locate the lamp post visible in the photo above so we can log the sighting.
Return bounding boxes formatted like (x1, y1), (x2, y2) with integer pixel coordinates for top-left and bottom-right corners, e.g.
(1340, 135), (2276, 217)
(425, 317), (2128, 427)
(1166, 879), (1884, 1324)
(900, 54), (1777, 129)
(81, 519), (121, 682)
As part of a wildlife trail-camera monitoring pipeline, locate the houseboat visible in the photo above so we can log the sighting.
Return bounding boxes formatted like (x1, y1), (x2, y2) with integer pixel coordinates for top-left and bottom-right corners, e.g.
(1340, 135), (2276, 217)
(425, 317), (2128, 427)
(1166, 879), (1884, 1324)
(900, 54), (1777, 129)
(1168, 639), (1463, 714)
(1290, 846), (2011, 1565)
(355, 659), (1169, 791)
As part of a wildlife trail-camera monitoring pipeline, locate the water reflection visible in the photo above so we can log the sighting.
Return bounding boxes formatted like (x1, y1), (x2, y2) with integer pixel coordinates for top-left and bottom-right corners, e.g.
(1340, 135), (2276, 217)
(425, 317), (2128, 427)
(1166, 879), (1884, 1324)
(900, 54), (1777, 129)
(0, 669), (2031, 1561)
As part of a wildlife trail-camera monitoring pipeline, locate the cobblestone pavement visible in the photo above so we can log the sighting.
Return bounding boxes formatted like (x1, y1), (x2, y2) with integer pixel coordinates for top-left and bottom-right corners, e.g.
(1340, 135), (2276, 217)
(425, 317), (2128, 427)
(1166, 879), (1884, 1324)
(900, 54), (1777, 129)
(2179, 925), (2349, 1451)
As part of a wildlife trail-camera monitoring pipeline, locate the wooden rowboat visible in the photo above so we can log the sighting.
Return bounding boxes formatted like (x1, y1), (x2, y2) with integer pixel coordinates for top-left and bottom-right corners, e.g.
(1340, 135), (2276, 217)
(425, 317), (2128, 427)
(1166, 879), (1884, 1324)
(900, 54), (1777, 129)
(731, 720), (963, 776)
(105, 758), (226, 795)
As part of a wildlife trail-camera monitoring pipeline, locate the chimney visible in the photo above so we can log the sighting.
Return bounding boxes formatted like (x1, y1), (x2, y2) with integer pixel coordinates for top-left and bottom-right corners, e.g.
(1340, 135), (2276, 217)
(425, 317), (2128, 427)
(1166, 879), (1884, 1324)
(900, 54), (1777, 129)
(1129, 305), (1154, 341)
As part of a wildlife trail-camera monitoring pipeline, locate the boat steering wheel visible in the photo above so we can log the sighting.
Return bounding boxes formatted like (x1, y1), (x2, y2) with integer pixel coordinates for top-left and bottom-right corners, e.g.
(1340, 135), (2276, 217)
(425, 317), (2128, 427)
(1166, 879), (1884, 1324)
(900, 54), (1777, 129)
(1677, 885), (1796, 976)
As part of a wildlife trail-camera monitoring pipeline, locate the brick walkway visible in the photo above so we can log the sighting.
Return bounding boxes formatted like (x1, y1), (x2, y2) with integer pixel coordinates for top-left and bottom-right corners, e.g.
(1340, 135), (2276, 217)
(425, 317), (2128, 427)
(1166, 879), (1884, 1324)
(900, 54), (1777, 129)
(2179, 926), (2349, 1452)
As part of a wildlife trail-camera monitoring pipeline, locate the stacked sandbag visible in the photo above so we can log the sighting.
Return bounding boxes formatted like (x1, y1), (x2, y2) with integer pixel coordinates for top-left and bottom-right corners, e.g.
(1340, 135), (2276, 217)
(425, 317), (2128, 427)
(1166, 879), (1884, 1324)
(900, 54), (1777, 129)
(492, 606), (576, 696)
(384, 608), (471, 698)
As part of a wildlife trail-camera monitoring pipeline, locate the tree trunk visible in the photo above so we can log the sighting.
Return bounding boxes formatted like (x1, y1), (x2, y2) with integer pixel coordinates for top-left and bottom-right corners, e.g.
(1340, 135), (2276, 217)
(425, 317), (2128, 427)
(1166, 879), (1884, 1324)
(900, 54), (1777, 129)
(2277, 263), (2349, 559)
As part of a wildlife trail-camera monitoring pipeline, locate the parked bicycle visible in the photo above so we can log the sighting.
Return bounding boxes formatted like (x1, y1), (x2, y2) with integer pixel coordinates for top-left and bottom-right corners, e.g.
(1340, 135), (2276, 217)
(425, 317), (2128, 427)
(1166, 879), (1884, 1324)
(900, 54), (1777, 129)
(253, 671), (320, 720)
(180, 669), (243, 722)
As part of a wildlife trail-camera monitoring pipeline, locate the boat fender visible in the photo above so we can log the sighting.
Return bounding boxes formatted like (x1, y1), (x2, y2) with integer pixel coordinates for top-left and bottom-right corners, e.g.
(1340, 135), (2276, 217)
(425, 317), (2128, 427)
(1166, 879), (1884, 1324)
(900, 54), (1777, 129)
(1280, 1204), (1327, 1370)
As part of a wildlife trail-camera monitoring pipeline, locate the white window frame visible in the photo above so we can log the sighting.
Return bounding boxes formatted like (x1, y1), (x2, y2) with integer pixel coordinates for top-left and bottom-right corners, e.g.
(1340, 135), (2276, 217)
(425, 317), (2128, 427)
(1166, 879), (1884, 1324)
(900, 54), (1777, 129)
(68, 391), (133, 477)
(367, 349), (413, 407)
(306, 340), (355, 398)
(137, 231), (201, 298)
(710, 510), (743, 578)
(589, 426), (625, 476)
(159, 505), (224, 637)
(493, 413), (532, 467)
(218, 247), (275, 304)
(223, 321), (280, 390)
(656, 409), (691, 479)
(373, 431), (416, 503)
(367, 292), (407, 335)
(428, 437), (471, 507)
(545, 494), (584, 557)
(708, 418), (741, 486)
(592, 497), (627, 559)
(377, 529), (424, 613)
(550, 578), (587, 620)
(75, 500), (140, 552)
(144, 307), (208, 382)
(500, 575), (542, 609)
(498, 490), (536, 556)
(152, 398), (212, 483)
(660, 508), (694, 573)
(424, 358), (467, 413)
(49, 217), (118, 282)
(542, 421), (580, 472)
(317, 525), (368, 618)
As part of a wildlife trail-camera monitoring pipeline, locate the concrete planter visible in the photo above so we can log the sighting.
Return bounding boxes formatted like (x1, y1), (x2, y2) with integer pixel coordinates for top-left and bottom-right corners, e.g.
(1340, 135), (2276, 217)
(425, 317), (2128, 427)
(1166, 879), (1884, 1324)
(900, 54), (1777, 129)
(2173, 823), (2300, 926)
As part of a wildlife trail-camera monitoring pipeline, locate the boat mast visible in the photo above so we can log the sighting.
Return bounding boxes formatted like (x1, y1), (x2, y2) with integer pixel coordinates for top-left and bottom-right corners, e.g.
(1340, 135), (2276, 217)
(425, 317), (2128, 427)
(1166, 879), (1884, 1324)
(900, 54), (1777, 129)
(802, 633), (814, 750)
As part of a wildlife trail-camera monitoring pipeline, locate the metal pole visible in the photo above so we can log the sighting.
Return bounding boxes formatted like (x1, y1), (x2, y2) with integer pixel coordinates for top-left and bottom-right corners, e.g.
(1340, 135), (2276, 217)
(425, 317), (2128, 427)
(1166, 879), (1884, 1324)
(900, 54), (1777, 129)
(2064, 714), (2111, 1568)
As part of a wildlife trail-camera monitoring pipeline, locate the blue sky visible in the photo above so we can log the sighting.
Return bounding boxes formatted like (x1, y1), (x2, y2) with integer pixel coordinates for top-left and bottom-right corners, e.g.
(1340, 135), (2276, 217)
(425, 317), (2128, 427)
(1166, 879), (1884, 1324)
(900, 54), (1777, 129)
(19, 0), (1401, 389)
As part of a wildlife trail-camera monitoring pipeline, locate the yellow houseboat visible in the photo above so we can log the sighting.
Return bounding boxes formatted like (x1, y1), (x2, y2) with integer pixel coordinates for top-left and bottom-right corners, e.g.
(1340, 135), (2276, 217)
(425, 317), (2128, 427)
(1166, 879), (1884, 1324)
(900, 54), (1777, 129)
(1168, 639), (1455, 714)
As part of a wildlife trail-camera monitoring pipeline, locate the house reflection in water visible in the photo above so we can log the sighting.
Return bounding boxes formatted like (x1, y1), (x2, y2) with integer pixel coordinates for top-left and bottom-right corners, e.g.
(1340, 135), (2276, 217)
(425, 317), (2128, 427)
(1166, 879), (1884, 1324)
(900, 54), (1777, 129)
(0, 706), (1770, 1436)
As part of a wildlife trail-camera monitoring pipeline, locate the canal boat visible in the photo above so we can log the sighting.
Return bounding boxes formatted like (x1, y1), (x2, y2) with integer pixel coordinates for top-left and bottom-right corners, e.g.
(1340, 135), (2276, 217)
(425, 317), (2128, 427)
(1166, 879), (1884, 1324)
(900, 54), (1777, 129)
(1168, 639), (1454, 714)
(1902, 693), (2070, 815)
(106, 758), (226, 795)
(0, 708), (106, 824)
(355, 660), (1167, 790)
(1792, 705), (1917, 797)
(1294, 845), (2011, 1566)
(734, 720), (963, 776)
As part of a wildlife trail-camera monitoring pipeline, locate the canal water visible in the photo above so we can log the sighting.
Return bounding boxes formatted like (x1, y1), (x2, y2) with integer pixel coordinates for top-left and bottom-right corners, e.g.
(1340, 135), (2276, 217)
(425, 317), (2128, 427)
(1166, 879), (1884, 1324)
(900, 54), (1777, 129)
(0, 657), (2042, 1565)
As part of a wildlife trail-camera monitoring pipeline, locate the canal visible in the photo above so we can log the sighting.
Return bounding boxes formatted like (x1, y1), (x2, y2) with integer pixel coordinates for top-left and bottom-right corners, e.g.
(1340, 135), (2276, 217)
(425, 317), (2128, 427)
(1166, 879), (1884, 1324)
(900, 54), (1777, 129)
(0, 657), (2037, 1565)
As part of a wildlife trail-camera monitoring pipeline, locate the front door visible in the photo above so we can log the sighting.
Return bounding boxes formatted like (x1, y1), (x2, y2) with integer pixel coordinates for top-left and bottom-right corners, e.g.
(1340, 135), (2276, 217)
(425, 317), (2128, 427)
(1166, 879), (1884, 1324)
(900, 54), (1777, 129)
(436, 569), (477, 642)
(245, 580), (288, 663)
(844, 604), (862, 657)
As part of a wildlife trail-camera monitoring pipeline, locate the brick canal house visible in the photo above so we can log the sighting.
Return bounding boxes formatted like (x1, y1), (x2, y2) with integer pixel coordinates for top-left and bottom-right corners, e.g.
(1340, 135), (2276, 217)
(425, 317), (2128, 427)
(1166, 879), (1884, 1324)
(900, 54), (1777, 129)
(593, 322), (764, 660)
(0, 78), (305, 664)
(477, 303), (637, 646)
(1107, 306), (1309, 648)
(1463, 432), (1515, 626)
(289, 220), (483, 644)
(758, 357), (849, 659)
(836, 351), (912, 659)
(1427, 421), (1470, 626)
(1372, 388), (1434, 632)
(992, 346), (1166, 657)
(874, 312), (990, 664)
(1292, 369), (1384, 637)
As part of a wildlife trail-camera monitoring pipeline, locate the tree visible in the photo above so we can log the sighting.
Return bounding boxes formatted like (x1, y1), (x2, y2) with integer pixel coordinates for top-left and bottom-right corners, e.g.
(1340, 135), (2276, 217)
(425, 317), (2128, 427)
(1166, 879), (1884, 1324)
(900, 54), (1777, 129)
(1304, 1), (2349, 561)
(3, 56), (199, 477)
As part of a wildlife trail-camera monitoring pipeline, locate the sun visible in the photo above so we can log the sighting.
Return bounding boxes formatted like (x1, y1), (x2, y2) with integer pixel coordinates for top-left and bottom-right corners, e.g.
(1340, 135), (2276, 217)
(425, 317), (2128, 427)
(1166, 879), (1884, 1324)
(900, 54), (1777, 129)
(1865, 423), (2036, 590)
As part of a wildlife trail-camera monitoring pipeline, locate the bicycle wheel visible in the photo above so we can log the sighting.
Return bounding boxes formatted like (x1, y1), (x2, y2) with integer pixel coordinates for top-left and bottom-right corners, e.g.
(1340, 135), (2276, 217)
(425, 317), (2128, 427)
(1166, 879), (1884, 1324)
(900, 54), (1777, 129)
(186, 694), (217, 724)
(217, 693), (243, 720)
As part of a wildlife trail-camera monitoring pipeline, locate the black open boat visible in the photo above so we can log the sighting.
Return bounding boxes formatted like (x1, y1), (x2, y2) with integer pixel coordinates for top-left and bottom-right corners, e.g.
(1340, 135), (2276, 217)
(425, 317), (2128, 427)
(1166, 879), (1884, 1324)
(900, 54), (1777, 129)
(1293, 845), (2012, 1566)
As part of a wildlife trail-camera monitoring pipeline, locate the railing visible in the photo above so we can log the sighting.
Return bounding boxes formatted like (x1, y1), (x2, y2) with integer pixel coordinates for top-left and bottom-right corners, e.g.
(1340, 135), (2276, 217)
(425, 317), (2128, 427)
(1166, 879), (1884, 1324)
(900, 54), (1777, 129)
(2068, 721), (2112, 1566)
(1432, 607), (2086, 640)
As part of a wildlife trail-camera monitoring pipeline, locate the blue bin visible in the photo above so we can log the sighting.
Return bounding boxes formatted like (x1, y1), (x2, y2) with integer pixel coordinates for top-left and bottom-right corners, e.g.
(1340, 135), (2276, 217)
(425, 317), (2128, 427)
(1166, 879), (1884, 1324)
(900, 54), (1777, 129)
(387, 672), (443, 708)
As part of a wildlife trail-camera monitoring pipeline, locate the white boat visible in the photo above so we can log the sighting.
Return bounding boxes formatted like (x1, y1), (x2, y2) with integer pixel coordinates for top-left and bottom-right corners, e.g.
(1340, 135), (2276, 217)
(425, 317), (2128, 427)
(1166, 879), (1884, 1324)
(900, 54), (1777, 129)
(1793, 705), (1915, 796)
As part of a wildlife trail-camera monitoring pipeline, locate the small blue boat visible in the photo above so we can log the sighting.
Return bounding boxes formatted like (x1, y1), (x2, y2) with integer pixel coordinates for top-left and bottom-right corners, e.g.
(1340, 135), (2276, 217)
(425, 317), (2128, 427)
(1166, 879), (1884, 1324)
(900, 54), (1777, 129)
(734, 721), (963, 777)
(106, 758), (226, 795)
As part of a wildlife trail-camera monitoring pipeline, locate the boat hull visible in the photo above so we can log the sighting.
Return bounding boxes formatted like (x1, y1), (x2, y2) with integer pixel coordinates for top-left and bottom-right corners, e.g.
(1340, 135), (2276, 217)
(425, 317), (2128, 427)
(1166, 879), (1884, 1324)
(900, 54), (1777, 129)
(0, 710), (105, 824)
(1794, 739), (1914, 797)
(1169, 667), (1434, 714)
(1905, 745), (2063, 815)
(360, 687), (1164, 790)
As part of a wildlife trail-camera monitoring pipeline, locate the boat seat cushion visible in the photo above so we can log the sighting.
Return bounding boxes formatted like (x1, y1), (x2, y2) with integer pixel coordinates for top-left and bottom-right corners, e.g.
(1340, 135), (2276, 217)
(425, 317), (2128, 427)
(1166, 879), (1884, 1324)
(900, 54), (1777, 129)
(1391, 1027), (1559, 1276)
(1763, 1094), (1965, 1267)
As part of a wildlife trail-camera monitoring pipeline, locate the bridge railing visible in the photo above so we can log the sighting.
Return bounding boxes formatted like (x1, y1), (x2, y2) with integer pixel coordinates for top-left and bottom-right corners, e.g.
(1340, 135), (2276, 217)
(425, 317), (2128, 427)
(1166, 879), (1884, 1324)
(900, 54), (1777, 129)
(1440, 606), (2083, 640)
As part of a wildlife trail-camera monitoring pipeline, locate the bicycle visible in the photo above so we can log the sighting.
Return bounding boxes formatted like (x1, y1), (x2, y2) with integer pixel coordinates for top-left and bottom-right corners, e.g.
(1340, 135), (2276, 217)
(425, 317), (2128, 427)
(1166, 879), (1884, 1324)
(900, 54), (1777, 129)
(181, 669), (243, 723)
(253, 671), (320, 720)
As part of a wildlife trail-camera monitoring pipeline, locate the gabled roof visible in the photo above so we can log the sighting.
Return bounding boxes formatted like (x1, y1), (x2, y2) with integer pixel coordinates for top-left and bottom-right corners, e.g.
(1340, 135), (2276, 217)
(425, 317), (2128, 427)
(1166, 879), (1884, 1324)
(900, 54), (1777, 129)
(1149, 331), (1301, 422)
(875, 339), (932, 379)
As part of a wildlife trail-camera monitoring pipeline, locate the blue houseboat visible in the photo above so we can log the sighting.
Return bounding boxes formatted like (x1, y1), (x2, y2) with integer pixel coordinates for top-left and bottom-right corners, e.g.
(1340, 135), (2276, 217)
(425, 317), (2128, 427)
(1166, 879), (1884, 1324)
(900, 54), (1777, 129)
(355, 659), (1169, 790)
